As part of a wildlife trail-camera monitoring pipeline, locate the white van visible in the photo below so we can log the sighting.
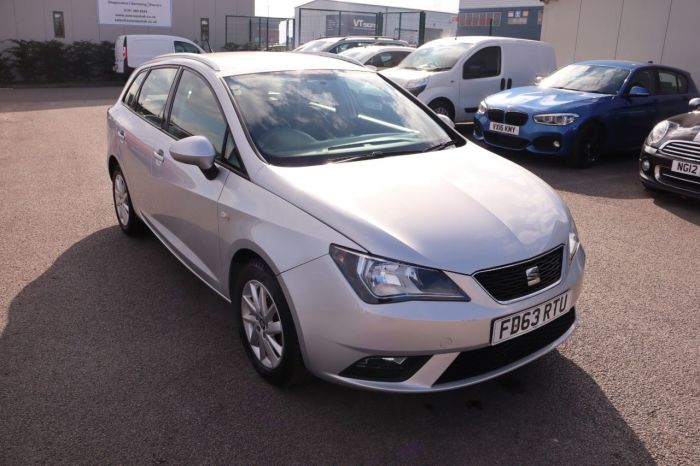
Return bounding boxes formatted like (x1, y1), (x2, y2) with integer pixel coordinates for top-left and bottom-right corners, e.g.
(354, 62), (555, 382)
(114, 35), (206, 75)
(381, 36), (556, 123)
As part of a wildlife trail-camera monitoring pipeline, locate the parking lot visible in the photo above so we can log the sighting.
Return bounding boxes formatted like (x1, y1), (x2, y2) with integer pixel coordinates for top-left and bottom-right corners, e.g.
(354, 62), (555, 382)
(0, 86), (698, 464)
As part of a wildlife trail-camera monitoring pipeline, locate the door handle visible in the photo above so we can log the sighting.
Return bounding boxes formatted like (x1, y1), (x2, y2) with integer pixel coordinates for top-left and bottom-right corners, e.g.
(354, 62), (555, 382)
(507, 78), (512, 89)
(500, 78), (506, 90)
(154, 149), (164, 165)
(116, 129), (125, 141)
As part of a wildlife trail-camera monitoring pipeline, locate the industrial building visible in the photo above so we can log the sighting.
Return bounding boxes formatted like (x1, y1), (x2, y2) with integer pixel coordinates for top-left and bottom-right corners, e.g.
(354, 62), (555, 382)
(458, 0), (543, 40)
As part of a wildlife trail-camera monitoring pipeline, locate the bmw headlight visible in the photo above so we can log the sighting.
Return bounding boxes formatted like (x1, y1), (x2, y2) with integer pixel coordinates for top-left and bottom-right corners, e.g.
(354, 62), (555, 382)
(568, 219), (580, 262)
(646, 120), (670, 147)
(330, 245), (469, 304)
(404, 78), (428, 96)
(477, 100), (487, 114)
(534, 113), (579, 126)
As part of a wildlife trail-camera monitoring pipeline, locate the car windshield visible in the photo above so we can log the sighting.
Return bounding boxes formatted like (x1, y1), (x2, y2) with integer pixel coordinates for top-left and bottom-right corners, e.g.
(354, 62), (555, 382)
(398, 42), (473, 72)
(224, 70), (454, 166)
(539, 64), (630, 94)
(294, 38), (337, 53)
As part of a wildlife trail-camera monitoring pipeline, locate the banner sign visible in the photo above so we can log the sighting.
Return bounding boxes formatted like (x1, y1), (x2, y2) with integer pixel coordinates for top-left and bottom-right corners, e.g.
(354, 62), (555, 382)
(98, 0), (172, 27)
(325, 13), (377, 37)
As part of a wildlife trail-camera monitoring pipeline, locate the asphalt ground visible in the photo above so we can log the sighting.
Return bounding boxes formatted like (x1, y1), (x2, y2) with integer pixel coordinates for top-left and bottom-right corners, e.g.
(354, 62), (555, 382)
(1, 87), (698, 465)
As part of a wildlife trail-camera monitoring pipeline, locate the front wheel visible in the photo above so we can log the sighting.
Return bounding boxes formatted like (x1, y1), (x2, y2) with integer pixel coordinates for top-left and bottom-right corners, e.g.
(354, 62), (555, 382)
(428, 98), (455, 122)
(567, 124), (604, 168)
(233, 259), (305, 386)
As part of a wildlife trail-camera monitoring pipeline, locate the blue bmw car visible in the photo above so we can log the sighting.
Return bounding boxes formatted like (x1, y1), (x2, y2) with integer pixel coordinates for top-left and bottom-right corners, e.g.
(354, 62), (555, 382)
(473, 60), (698, 167)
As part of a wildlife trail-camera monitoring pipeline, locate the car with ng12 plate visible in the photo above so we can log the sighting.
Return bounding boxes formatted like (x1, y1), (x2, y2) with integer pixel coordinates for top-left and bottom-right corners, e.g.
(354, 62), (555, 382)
(640, 97), (700, 199)
(107, 51), (585, 392)
(474, 60), (698, 167)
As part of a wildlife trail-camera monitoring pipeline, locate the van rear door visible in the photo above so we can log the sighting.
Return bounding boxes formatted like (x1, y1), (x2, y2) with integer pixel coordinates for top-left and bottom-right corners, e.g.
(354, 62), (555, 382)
(114, 35), (126, 73)
(128, 38), (173, 69)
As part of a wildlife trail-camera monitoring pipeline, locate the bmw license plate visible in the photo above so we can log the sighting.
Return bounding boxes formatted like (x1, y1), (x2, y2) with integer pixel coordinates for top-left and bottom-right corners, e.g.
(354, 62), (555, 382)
(671, 160), (700, 178)
(491, 291), (572, 345)
(489, 122), (519, 135)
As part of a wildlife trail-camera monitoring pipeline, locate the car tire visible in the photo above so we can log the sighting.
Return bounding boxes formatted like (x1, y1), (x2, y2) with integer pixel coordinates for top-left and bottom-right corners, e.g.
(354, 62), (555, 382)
(429, 98), (455, 122)
(232, 258), (305, 386)
(112, 167), (146, 236)
(568, 123), (604, 168)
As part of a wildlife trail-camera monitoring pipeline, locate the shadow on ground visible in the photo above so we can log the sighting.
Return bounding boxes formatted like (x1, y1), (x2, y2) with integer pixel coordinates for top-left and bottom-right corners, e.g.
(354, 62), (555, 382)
(0, 87), (122, 112)
(1, 227), (655, 464)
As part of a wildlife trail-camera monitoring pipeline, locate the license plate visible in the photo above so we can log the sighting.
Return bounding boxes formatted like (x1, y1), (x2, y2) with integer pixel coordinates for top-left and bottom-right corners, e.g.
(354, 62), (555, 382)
(491, 291), (572, 345)
(671, 160), (700, 178)
(489, 122), (519, 135)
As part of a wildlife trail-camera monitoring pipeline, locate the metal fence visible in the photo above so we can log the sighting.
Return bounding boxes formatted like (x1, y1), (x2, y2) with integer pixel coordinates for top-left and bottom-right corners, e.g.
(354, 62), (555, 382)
(224, 16), (295, 51)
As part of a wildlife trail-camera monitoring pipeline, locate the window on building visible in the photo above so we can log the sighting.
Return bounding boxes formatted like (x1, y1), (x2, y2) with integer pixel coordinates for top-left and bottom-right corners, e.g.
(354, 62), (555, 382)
(201, 18), (209, 43)
(459, 12), (501, 28)
(507, 9), (529, 25)
(53, 11), (65, 38)
(538, 10), (543, 26)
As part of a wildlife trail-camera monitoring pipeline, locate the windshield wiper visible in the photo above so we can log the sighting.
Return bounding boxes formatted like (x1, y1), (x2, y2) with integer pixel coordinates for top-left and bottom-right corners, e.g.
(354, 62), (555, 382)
(332, 149), (422, 164)
(422, 140), (456, 152)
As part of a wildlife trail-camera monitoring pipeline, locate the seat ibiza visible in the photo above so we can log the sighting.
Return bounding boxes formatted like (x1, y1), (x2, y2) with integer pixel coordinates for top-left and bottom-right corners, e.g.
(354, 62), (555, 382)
(107, 52), (585, 392)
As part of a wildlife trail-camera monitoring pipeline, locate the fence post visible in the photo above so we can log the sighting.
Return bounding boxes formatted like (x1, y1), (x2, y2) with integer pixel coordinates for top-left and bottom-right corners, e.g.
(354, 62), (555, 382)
(376, 12), (383, 36)
(418, 11), (426, 45)
(338, 11), (342, 36)
(489, 18), (493, 36)
(225, 16), (228, 49)
(398, 12), (402, 40)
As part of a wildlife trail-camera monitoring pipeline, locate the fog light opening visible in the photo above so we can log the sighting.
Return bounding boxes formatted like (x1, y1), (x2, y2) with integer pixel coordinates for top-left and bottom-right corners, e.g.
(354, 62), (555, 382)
(642, 159), (651, 171)
(339, 355), (430, 382)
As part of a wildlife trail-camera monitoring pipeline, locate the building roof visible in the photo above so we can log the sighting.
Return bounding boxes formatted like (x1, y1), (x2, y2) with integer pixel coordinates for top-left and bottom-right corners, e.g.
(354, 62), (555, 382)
(459, 0), (542, 9)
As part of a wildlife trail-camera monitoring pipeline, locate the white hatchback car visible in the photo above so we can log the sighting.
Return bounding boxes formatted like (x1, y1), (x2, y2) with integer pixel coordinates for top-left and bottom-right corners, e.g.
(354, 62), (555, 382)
(107, 52), (585, 392)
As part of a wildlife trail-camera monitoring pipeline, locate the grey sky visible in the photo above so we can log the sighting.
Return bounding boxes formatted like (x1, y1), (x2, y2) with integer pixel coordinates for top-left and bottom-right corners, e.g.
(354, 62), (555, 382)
(255, 0), (459, 18)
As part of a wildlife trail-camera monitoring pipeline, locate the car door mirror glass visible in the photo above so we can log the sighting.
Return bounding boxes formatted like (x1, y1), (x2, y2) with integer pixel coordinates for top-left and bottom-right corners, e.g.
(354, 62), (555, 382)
(170, 135), (217, 172)
(628, 85), (650, 97)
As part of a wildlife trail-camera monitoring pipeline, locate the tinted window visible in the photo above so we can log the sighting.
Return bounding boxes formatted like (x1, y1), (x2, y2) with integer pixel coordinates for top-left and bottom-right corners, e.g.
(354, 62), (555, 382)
(133, 68), (177, 126)
(629, 69), (657, 94)
(174, 41), (200, 54)
(463, 47), (501, 79)
(123, 70), (147, 109)
(168, 69), (227, 156)
(678, 74), (688, 93)
(658, 70), (681, 95)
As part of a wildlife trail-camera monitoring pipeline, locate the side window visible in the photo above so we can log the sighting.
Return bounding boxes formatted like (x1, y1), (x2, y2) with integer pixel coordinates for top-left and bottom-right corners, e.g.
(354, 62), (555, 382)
(629, 69), (657, 94)
(391, 51), (410, 67)
(463, 46), (501, 79)
(368, 53), (392, 68)
(332, 42), (358, 53)
(167, 69), (227, 157)
(123, 70), (147, 109)
(133, 67), (178, 125)
(174, 41), (200, 54)
(677, 74), (688, 93)
(222, 131), (243, 169)
(658, 70), (680, 95)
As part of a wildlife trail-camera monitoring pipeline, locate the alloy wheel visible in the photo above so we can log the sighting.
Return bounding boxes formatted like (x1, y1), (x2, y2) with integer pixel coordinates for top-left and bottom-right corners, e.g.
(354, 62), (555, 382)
(113, 173), (130, 226)
(241, 280), (284, 369)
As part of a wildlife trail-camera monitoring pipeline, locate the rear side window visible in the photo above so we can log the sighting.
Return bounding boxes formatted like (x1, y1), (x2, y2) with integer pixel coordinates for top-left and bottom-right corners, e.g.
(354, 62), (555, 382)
(174, 41), (200, 54)
(463, 46), (501, 79)
(657, 70), (687, 95)
(123, 70), (147, 109)
(167, 69), (228, 156)
(133, 67), (178, 126)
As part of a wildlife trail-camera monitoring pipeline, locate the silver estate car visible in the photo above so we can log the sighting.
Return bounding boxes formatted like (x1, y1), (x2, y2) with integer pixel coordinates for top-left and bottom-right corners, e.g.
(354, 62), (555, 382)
(107, 52), (585, 392)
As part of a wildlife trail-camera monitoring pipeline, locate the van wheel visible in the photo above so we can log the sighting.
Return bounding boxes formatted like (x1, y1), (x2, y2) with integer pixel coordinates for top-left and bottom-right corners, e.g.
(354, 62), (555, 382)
(429, 99), (454, 122)
(232, 258), (305, 386)
(567, 123), (604, 168)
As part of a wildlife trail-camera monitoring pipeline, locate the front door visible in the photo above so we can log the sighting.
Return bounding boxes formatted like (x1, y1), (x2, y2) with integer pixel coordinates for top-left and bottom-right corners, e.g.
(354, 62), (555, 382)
(458, 46), (503, 121)
(616, 68), (659, 149)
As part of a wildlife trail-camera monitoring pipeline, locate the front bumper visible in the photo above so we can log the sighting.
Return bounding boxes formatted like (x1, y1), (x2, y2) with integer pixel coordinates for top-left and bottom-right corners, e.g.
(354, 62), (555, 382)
(278, 247), (586, 392)
(473, 112), (579, 156)
(639, 144), (700, 200)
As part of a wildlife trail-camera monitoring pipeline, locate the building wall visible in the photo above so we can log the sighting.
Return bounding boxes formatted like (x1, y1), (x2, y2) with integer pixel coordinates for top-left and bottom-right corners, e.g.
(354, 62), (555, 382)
(541, 0), (700, 82)
(0, 0), (254, 50)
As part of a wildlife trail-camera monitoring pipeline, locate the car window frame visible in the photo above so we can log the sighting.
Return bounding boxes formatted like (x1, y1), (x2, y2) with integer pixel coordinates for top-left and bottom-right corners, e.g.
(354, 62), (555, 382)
(130, 65), (180, 129)
(122, 69), (149, 109)
(462, 46), (501, 80)
(164, 65), (247, 178)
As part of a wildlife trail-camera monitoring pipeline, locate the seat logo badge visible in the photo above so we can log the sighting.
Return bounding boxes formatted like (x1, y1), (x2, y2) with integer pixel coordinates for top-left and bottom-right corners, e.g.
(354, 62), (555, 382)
(526, 266), (541, 286)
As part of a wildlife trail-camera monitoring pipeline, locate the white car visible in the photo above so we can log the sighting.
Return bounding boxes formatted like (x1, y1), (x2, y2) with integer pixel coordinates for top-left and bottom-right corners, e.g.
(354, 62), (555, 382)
(340, 45), (415, 70)
(114, 34), (205, 75)
(107, 52), (585, 392)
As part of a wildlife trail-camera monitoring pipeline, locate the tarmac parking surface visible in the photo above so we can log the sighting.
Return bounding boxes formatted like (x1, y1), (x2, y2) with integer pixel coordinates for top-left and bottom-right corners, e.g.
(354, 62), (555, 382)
(1, 87), (698, 464)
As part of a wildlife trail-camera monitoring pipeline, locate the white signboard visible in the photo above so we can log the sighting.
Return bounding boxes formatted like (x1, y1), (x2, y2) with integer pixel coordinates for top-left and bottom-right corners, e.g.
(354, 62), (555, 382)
(98, 0), (172, 27)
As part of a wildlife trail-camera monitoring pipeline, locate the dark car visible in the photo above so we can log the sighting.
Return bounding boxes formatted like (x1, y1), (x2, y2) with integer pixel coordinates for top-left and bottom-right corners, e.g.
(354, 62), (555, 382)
(640, 97), (700, 199)
(474, 61), (699, 167)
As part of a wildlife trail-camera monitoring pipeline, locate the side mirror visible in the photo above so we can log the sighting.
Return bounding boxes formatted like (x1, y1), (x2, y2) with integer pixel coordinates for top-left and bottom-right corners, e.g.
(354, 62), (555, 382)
(628, 86), (650, 97)
(689, 97), (700, 109)
(169, 135), (219, 179)
(437, 113), (455, 128)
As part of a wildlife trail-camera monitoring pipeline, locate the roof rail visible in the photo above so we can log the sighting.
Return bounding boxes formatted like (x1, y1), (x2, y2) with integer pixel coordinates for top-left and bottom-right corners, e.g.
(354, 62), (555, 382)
(143, 53), (220, 71)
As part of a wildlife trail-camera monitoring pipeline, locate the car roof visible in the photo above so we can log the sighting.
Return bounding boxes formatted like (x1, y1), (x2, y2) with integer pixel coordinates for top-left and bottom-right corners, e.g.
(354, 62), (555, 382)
(574, 60), (690, 74)
(146, 51), (367, 76)
(426, 36), (545, 47)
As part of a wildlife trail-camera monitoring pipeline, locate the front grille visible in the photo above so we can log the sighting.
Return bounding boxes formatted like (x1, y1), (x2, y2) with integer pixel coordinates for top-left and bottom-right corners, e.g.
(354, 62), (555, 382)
(658, 167), (700, 191)
(483, 131), (529, 150)
(659, 140), (700, 162)
(487, 108), (528, 126)
(434, 309), (575, 385)
(474, 245), (564, 302)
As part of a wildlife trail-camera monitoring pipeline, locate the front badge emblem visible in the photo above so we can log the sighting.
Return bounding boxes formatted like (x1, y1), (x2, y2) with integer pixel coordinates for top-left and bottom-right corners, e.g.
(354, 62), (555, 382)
(526, 266), (541, 286)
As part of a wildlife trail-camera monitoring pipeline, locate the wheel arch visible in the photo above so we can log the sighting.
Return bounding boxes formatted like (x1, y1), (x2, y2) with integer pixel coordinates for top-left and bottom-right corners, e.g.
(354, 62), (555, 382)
(428, 97), (455, 121)
(108, 155), (120, 178)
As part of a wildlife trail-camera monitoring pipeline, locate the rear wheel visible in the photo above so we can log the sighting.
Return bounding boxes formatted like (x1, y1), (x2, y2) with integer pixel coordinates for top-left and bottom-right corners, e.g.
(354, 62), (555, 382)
(429, 98), (455, 122)
(112, 167), (145, 236)
(233, 258), (305, 386)
(568, 123), (604, 168)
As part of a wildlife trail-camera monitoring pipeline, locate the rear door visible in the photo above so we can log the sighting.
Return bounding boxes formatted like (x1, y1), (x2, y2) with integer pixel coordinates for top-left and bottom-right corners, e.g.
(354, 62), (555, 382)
(148, 68), (236, 292)
(618, 68), (659, 149)
(458, 45), (502, 121)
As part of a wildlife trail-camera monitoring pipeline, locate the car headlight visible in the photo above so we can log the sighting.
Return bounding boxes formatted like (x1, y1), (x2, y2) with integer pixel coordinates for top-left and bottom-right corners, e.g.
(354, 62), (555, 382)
(568, 219), (580, 262)
(404, 78), (428, 96)
(646, 120), (670, 147)
(477, 100), (487, 114)
(330, 245), (469, 304)
(534, 113), (579, 126)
